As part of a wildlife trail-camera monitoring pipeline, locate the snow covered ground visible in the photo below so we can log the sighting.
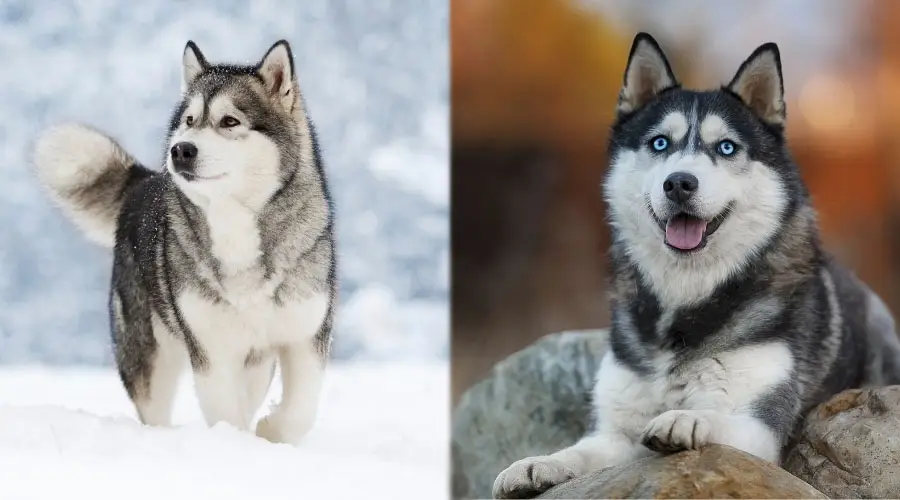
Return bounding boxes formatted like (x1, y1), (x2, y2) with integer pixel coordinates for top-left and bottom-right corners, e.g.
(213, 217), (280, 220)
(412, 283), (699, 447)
(0, 362), (448, 500)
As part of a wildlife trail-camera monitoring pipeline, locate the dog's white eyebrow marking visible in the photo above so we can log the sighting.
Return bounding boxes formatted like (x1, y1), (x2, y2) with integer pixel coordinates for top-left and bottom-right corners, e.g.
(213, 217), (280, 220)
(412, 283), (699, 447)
(700, 114), (732, 144)
(183, 95), (205, 123)
(652, 112), (689, 142)
(208, 95), (236, 118)
(207, 95), (251, 128)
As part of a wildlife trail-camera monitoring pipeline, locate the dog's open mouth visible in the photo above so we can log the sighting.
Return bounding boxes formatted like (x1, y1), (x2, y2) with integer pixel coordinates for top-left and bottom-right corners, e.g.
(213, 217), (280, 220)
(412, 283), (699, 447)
(655, 204), (733, 253)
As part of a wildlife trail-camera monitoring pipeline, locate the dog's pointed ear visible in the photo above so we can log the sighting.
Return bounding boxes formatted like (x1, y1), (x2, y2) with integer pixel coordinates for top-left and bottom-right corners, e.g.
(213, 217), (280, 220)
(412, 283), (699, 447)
(617, 33), (678, 117)
(182, 41), (208, 92)
(258, 40), (298, 112)
(726, 43), (785, 125)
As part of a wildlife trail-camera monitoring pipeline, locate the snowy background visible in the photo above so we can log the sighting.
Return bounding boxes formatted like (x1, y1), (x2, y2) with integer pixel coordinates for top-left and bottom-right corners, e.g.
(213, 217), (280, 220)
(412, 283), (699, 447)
(0, 0), (449, 364)
(0, 1), (449, 497)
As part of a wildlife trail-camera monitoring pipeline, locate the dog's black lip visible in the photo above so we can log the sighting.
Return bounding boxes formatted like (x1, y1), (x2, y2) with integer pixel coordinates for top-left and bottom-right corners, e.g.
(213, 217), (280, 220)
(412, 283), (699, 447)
(175, 169), (197, 181)
(652, 201), (735, 254)
(173, 169), (225, 182)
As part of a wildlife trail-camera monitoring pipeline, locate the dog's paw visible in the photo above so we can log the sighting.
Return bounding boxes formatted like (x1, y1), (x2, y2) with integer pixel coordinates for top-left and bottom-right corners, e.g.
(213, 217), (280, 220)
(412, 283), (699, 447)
(492, 456), (576, 499)
(255, 412), (315, 446)
(641, 409), (712, 453)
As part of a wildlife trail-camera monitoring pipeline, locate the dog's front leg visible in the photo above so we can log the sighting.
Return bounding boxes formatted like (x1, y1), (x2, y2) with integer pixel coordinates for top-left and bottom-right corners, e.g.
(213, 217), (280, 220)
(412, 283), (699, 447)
(492, 430), (650, 499)
(639, 342), (796, 464)
(193, 361), (253, 431)
(640, 409), (782, 463)
(256, 340), (324, 445)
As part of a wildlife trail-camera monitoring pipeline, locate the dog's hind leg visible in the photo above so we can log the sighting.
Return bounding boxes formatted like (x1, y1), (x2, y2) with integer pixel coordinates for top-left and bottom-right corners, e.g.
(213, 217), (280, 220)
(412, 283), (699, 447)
(114, 308), (187, 427)
(138, 317), (187, 426)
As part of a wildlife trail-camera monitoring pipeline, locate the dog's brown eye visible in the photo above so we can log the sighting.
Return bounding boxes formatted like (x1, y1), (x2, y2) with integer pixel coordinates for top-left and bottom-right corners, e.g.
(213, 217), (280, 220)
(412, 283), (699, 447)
(220, 116), (240, 128)
(185, 115), (194, 126)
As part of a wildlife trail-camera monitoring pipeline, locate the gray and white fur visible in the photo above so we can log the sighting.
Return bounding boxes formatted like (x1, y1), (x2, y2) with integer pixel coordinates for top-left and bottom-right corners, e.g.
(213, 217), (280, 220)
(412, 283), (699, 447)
(32, 40), (336, 445)
(493, 32), (900, 498)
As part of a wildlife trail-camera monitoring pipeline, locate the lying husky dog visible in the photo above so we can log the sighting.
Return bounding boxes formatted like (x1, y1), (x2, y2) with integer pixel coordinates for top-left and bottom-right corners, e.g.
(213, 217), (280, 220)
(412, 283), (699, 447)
(33, 40), (336, 445)
(493, 32), (900, 498)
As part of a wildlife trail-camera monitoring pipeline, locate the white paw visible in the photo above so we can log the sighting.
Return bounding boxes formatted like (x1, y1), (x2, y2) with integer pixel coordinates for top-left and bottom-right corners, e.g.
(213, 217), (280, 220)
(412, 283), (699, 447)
(255, 412), (315, 445)
(492, 455), (575, 499)
(641, 409), (712, 453)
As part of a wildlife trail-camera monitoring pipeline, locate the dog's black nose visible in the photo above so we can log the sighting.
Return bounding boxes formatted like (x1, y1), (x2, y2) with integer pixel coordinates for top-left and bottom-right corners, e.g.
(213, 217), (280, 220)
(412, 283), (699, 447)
(663, 172), (699, 204)
(170, 142), (198, 171)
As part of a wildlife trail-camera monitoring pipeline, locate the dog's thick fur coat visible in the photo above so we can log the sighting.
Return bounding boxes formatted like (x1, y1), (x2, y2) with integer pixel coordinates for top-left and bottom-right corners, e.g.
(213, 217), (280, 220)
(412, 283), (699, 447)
(33, 40), (336, 445)
(492, 33), (900, 499)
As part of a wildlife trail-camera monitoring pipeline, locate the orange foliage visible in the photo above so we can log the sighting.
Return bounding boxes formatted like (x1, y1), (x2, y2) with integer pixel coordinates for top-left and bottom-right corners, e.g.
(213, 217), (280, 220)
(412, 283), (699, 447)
(452, 0), (630, 146)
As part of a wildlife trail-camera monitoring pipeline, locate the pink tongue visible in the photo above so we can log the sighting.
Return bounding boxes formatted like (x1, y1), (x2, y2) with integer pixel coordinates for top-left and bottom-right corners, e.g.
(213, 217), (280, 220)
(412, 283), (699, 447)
(665, 217), (708, 250)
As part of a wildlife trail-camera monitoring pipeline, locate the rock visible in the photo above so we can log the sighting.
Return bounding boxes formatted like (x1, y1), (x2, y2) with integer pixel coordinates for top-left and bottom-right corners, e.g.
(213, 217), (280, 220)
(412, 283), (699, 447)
(451, 330), (608, 499)
(783, 386), (900, 498)
(537, 445), (827, 499)
(453, 329), (900, 499)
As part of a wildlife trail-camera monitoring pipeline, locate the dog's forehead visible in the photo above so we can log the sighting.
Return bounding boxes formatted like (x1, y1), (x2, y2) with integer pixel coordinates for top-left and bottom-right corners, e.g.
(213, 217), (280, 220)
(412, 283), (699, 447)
(190, 70), (262, 101)
(205, 93), (243, 116)
(183, 81), (266, 115)
(646, 91), (749, 142)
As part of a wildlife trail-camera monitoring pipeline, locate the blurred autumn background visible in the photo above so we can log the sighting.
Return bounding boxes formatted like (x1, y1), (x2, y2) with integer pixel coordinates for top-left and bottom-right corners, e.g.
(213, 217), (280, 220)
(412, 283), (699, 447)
(452, 0), (900, 402)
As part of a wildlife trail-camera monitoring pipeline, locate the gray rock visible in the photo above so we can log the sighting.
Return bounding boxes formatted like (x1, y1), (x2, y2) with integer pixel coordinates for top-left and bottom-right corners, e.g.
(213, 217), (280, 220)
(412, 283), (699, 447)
(451, 330), (608, 499)
(537, 445), (827, 499)
(784, 386), (900, 498)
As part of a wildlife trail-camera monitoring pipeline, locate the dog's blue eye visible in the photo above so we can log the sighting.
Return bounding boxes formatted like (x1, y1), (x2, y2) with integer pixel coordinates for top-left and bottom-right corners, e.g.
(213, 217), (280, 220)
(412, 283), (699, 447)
(717, 140), (736, 156)
(650, 136), (669, 152)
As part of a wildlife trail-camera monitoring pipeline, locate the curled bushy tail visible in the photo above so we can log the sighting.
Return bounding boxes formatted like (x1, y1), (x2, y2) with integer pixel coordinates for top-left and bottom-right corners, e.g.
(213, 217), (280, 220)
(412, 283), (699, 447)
(32, 123), (154, 247)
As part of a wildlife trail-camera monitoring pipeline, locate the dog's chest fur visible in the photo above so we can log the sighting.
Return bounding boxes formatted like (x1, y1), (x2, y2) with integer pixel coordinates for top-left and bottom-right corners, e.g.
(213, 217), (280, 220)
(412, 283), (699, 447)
(609, 260), (785, 377)
(206, 197), (264, 276)
(594, 342), (793, 441)
(162, 182), (332, 360)
(176, 286), (328, 362)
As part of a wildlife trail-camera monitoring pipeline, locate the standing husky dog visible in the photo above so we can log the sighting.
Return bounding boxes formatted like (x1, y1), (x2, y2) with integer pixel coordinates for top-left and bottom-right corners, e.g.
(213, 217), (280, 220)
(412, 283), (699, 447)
(493, 33), (900, 498)
(32, 40), (336, 445)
